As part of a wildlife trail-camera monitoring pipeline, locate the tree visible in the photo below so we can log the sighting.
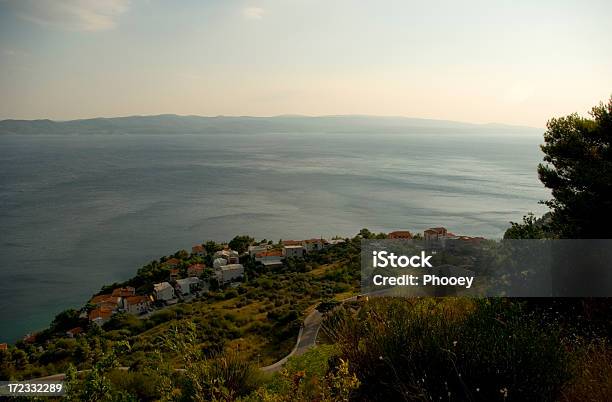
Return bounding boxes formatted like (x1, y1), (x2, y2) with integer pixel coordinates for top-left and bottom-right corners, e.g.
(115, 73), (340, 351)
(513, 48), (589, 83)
(204, 240), (223, 254)
(229, 235), (255, 254)
(503, 213), (549, 239)
(538, 97), (612, 238)
(51, 309), (82, 332)
(358, 228), (374, 239)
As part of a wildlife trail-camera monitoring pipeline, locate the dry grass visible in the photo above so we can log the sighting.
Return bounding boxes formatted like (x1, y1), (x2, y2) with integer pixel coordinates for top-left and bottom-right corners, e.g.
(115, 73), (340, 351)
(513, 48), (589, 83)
(561, 340), (612, 402)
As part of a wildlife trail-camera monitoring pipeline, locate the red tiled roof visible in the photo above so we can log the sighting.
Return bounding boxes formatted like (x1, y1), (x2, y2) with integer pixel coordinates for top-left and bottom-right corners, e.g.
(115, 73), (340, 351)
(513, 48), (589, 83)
(256, 250), (283, 257)
(96, 301), (119, 310)
(124, 295), (150, 305)
(164, 258), (180, 265)
(66, 327), (83, 335)
(388, 231), (413, 239)
(23, 334), (37, 343)
(192, 245), (205, 253)
(90, 294), (117, 305)
(89, 307), (113, 321)
(111, 287), (135, 297)
(282, 240), (302, 246)
(0, 343), (8, 350)
(303, 238), (324, 243)
(187, 264), (205, 275)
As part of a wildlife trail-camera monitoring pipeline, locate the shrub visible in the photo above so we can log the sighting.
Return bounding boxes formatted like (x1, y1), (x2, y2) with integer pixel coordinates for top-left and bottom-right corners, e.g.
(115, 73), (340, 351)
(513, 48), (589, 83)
(561, 339), (612, 401)
(323, 297), (571, 402)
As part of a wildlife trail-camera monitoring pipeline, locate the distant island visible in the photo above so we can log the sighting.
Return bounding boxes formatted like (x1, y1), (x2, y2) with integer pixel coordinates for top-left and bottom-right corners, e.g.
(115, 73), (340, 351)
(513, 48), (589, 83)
(0, 114), (542, 136)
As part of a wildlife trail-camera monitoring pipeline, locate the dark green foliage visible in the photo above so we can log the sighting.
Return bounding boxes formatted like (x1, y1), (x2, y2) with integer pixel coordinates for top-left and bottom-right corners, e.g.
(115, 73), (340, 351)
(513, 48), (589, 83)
(323, 298), (570, 402)
(229, 235), (255, 254)
(316, 299), (340, 313)
(538, 97), (612, 238)
(503, 212), (550, 239)
(51, 309), (83, 332)
(204, 240), (224, 254)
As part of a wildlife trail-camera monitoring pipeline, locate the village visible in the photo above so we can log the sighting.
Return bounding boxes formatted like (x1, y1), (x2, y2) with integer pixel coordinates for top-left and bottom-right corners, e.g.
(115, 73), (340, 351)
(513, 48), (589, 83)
(8, 227), (484, 345)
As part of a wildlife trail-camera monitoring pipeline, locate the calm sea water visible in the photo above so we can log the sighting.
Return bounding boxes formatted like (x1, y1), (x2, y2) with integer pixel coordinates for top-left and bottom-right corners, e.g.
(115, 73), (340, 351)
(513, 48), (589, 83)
(0, 131), (548, 342)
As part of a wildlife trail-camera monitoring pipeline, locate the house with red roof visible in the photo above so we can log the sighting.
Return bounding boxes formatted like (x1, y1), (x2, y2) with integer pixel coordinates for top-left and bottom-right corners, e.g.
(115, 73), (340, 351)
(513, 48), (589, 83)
(424, 227), (448, 240)
(163, 258), (181, 268)
(255, 250), (284, 267)
(90, 294), (120, 310)
(66, 327), (84, 338)
(89, 308), (113, 326)
(122, 295), (151, 315)
(388, 231), (413, 239)
(187, 263), (205, 277)
(192, 244), (206, 257)
(111, 287), (135, 298)
(281, 240), (302, 246)
(23, 333), (37, 343)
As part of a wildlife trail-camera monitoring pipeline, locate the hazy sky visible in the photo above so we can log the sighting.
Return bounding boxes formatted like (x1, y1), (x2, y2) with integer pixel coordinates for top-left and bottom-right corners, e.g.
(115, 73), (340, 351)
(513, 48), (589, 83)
(1, 0), (610, 126)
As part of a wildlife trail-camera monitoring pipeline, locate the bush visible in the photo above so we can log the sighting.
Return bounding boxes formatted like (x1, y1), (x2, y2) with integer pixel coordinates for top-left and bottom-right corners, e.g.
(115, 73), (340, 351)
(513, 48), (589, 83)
(561, 339), (612, 401)
(322, 298), (571, 402)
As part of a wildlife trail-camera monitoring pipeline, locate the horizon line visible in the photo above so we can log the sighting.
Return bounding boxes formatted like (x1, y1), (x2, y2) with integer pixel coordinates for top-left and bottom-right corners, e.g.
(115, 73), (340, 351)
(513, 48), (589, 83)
(0, 113), (544, 130)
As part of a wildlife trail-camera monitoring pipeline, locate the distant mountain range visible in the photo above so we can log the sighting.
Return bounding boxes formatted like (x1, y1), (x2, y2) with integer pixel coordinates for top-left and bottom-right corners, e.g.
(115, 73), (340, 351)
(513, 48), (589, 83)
(0, 114), (542, 135)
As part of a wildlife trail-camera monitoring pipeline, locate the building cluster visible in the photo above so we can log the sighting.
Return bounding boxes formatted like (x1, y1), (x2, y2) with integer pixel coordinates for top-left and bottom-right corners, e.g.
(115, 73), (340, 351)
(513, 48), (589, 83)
(249, 238), (330, 268)
(86, 286), (153, 326)
(82, 239), (341, 327)
(388, 228), (484, 248)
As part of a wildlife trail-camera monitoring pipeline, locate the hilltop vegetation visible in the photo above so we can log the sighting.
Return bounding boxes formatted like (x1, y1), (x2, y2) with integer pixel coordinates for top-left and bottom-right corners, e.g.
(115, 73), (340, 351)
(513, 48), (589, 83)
(0, 236), (360, 381)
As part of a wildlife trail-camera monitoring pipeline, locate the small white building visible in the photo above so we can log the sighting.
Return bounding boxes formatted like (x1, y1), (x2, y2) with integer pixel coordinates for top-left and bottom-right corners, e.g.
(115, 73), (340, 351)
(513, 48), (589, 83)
(283, 245), (305, 258)
(122, 295), (151, 315)
(213, 257), (228, 269)
(215, 264), (244, 284)
(153, 282), (175, 301)
(214, 249), (240, 264)
(175, 277), (201, 295)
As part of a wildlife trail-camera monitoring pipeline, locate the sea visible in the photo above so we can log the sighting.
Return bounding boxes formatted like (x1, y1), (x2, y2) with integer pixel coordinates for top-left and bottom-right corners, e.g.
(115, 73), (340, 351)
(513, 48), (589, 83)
(0, 130), (549, 342)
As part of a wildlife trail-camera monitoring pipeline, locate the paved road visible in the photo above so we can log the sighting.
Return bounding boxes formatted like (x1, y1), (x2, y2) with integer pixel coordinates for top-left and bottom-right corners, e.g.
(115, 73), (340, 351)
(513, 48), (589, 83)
(260, 309), (322, 373)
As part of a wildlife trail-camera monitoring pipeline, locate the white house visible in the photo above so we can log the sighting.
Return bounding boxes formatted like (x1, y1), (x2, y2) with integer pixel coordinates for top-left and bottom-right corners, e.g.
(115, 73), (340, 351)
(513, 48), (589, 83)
(153, 282), (175, 301)
(214, 249), (240, 264)
(213, 257), (228, 269)
(175, 277), (201, 295)
(255, 250), (284, 268)
(215, 264), (244, 284)
(303, 239), (325, 252)
(122, 295), (151, 315)
(283, 245), (305, 258)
